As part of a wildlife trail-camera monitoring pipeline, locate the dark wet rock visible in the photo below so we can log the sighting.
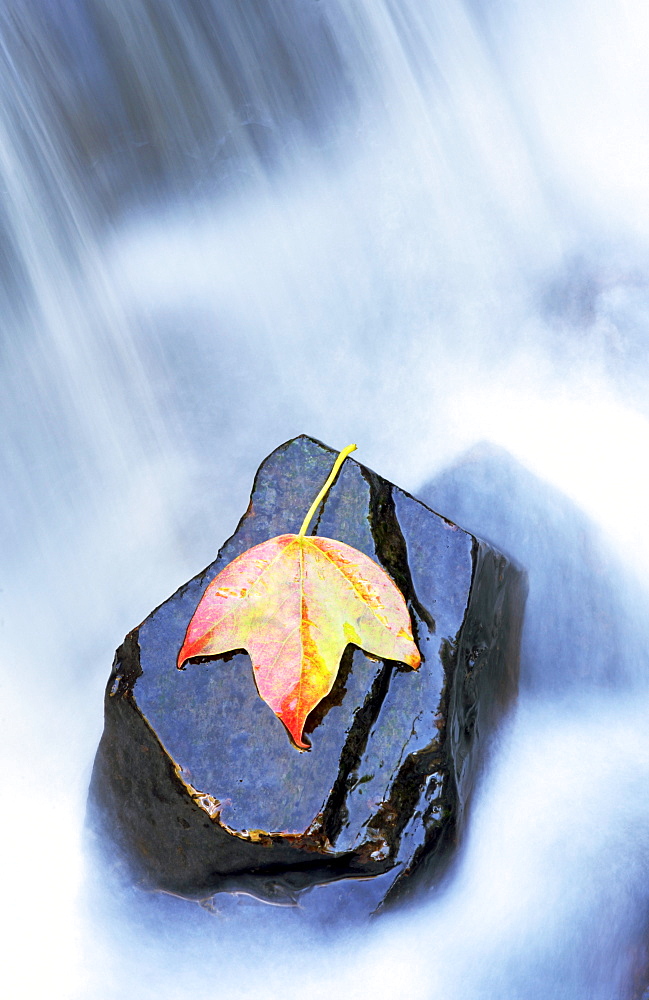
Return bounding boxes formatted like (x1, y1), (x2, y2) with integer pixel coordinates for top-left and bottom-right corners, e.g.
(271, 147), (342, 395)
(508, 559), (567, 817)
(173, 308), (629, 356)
(88, 435), (526, 914)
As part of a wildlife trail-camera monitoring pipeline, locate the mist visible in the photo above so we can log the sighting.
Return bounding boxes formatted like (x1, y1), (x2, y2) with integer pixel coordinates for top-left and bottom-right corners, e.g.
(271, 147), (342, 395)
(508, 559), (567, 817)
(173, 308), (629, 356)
(3, 1), (649, 997)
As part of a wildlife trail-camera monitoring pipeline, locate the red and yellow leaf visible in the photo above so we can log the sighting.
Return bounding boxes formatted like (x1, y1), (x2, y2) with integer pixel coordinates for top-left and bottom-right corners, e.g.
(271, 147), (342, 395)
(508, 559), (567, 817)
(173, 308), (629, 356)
(177, 446), (421, 749)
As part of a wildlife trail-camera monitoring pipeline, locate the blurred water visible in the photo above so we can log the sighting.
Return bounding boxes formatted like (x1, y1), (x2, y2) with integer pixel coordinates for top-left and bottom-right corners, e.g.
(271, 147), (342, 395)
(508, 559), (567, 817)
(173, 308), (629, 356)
(3, 1), (649, 997)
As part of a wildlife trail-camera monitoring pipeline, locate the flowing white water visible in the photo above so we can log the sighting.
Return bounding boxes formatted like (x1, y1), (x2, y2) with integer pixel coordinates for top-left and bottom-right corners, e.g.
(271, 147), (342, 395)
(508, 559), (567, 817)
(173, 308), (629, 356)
(3, 1), (649, 997)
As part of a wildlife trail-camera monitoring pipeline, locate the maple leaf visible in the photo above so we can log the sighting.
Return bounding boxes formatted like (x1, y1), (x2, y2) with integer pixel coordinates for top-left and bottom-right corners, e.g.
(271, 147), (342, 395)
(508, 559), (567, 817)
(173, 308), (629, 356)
(177, 445), (421, 750)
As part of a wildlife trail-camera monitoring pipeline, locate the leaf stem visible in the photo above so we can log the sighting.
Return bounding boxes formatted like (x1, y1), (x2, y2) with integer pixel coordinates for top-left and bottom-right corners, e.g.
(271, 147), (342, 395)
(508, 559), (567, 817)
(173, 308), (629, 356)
(298, 443), (357, 537)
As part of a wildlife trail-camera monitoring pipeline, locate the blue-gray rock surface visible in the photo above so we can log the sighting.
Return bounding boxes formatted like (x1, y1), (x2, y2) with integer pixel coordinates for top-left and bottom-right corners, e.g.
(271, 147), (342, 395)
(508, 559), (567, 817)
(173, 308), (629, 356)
(88, 435), (526, 913)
